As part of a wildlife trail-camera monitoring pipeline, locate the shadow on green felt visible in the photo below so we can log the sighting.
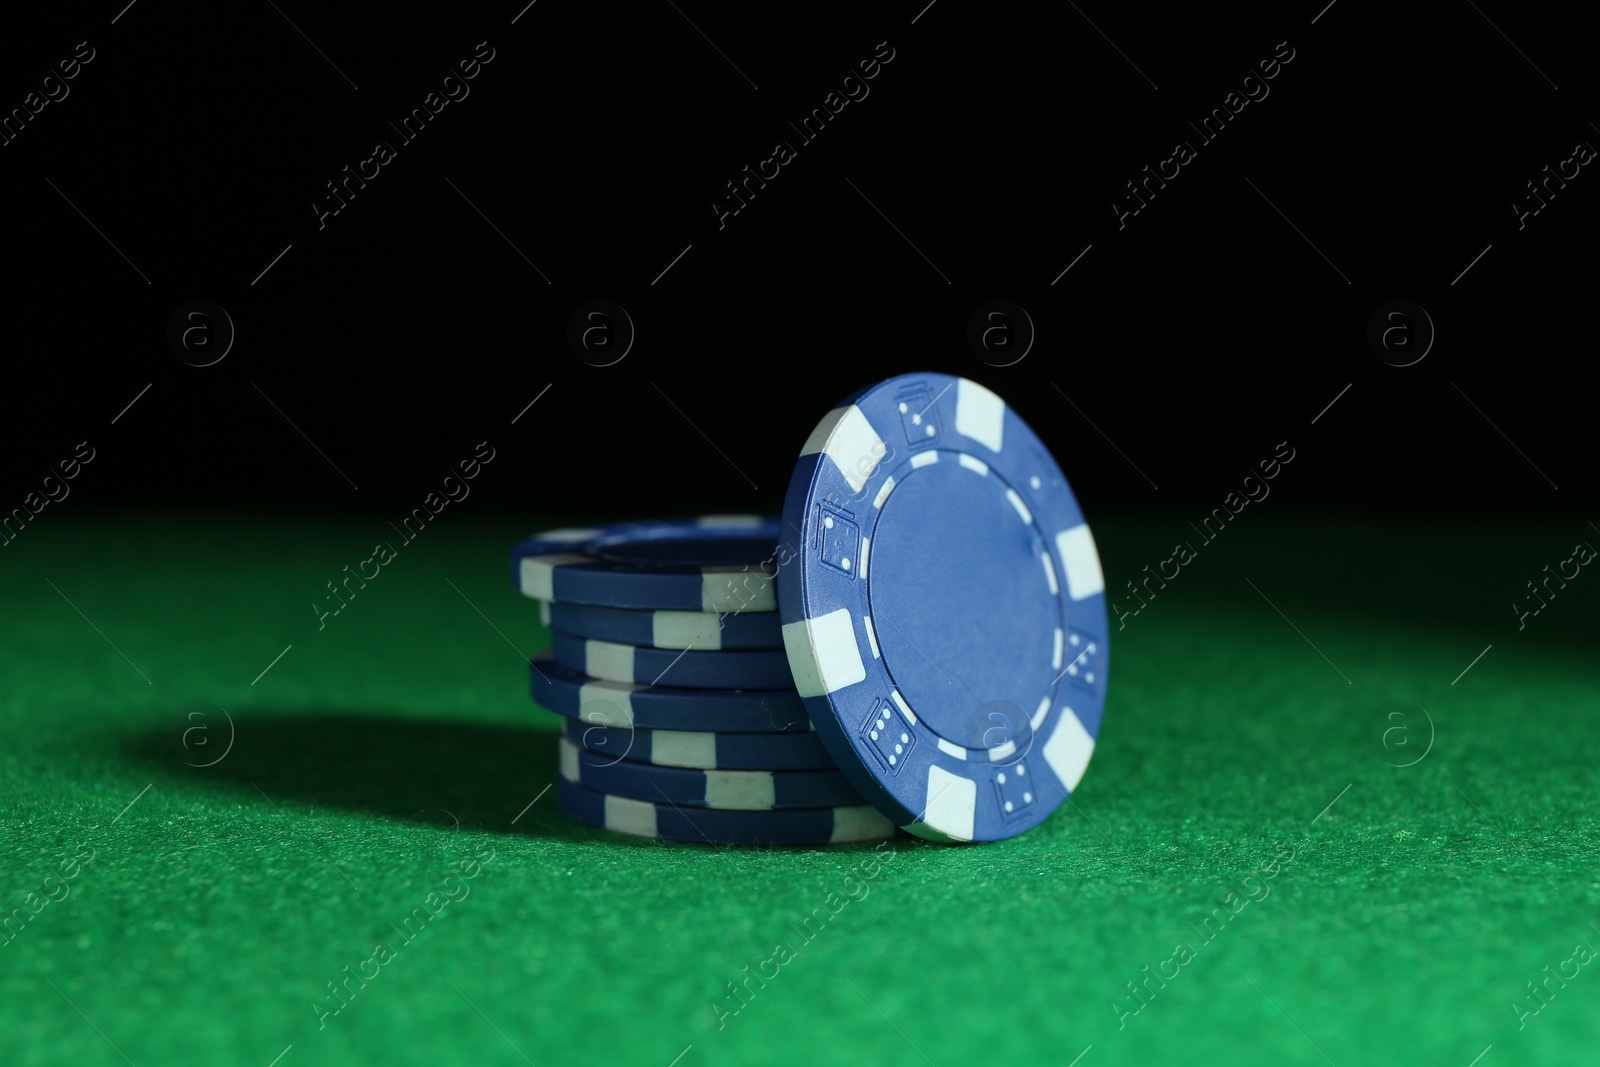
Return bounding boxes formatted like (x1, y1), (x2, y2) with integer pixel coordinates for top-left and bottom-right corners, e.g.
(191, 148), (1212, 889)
(121, 713), (586, 839)
(120, 714), (897, 851)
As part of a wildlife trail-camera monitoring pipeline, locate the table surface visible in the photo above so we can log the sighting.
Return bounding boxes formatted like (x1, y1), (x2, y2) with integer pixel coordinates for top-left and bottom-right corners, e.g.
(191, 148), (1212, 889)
(2, 513), (1595, 1066)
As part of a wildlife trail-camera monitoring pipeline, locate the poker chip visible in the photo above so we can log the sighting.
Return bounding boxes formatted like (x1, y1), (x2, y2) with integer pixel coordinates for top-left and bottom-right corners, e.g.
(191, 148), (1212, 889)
(510, 516), (779, 611)
(516, 373), (1111, 845)
(529, 653), (811, 733)
(776, 373), (1109, 843)
(546, 601), (783, 650)
(562, 718), (836, 770)
(550, 632), (796, 690)
(558, 736), (857, 809)
(556, 777), (895, 845)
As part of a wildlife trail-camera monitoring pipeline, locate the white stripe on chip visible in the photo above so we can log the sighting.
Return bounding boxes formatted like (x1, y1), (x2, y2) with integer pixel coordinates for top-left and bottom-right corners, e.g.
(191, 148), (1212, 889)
(955, 378), (1006, 453)
(520, 553), (589, 599)
(701, 566), (775, 612)
(697, 515), (763, 528)
(862, 615), (881, 659)
(537, 528), (602, 542)
(802, 404), (886, 494)
(1042, 709), (1095, 791)
(832, 806), (895, 842)
(704, 770), (776, 810)
(604, 793), (658, 836)
(921, 765), (977, 842)
(585, 639), (635, 683)
(578, 678), (639, 728)
(653, 610), (723, 650)
(1055, 524), (1105, 600)
(782, 608), (867, 698)
(1005, 488), (1032, 524)
(652, 730), (718, 769)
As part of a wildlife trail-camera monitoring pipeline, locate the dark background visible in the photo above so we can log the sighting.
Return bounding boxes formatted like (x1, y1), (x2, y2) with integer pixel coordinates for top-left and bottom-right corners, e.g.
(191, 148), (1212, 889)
(0, 0), (1591, 519)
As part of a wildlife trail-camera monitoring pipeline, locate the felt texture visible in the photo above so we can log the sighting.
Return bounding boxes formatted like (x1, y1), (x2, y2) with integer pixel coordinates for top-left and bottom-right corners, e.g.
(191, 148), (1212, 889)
(2, 513), (1596, 1066)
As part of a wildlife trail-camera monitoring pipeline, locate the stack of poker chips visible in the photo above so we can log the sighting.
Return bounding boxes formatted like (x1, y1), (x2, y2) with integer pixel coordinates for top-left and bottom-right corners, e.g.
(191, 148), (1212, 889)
(510, 516), (896, 845)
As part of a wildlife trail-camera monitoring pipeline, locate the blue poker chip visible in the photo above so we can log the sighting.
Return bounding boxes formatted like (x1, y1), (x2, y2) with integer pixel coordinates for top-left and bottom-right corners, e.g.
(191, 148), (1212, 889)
(558, 737), (858, 809)
(545, 601), (783, 650)
(555, 777), (896, 845)
(550, 632), (795, 690)
(510, 516), (779, 611)
(530, 653), (811, 733)
(777, 373), (1109, 843)
(562, 718), (836, 770)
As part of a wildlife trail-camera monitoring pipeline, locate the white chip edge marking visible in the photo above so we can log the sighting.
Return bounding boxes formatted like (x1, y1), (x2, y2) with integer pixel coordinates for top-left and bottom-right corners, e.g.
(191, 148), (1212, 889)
(585, 638), (636, 683)
(653, 610), (722, 650)
(1005, 488), (1033, 524)
(921, 765), (977, 842)
(806, 404), (887, 494)
(937, 738), (966, 759)
(578, 679), (639, 728)
(1056, 524), (1105, 600)
(704, 770), (777, 810)
(696, 515), (763, 528)
(958, 454), (989, 475)
(910, 450), (938, 469)
(988, 739), (1017, 762)
(862, 615), (881, 659)
(1032, 697), (1052, 731)
(1042, 709), (1096, 791)
(873, 476), (896, 510)
(652, 729), (719, 769)
(603, 793), (659, 837)
(858, 536), (870, 580)
(832, 806), (895, 843)
(955, 378), (1006, 453)
(889, 689), (917, 725)
(701, 565), (776, 612)
(1052, 627), (1063, 670)
(536, 528), (602, 543)
(799, 406), (848, 457)
(538, 600), (551, 627)
(1040, 552), (1059, 596)
(781, 609), (866, 698)
(559, 736), (580, 781)
(519, 553), (590, 600)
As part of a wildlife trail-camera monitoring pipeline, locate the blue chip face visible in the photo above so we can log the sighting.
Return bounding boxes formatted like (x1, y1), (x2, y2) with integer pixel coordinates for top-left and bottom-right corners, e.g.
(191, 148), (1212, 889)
(776, 374), (1109, 843)
(509, 516), (780, 611)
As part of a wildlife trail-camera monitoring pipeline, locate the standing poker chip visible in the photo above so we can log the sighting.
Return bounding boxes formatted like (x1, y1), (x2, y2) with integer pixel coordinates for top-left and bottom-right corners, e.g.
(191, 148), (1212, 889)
(545, 600), (784, 650)
(555, 778), (895, 845)
(776, 373), (1110, 843)
(558, 737), (859, 809)
(509, 516), (779, 611)
(549, 633), (796, 690)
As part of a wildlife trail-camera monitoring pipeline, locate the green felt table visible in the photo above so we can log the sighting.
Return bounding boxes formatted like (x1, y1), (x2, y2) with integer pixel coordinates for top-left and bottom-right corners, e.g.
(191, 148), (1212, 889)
(2, 512), (1596, 1066)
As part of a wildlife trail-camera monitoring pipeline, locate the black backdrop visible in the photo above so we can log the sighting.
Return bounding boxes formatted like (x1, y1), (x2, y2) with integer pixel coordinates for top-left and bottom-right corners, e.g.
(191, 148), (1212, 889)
(1, 0), (1591, 518)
